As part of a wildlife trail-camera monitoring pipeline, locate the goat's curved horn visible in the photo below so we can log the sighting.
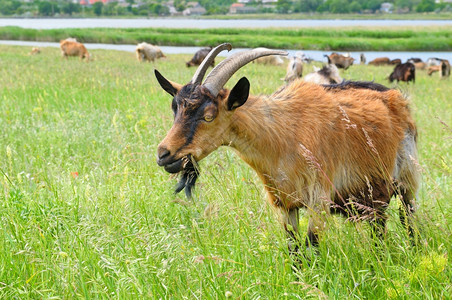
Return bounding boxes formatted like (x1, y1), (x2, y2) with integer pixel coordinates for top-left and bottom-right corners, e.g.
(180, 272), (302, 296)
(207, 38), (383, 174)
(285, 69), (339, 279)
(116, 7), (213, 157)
(203, 48), (288, 97)
(191, 43), (232, 86)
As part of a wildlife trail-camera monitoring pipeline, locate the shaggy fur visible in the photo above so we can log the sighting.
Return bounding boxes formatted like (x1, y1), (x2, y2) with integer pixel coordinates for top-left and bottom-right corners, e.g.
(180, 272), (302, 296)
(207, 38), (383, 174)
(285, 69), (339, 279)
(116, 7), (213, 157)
(135, 42), (166, 63)
(187, 47), (213, 67)
(389, 63), (416, 83)
(303, 64), (343, 85)
(60, 40), (90, 61)
(156, 72), (419, 252)
(368, 57), (391, 66)
(325, 53), (354, 70)
(284, 56), (303, 83)
(429, 60), (452, 78)
(252, 48), (284, 65)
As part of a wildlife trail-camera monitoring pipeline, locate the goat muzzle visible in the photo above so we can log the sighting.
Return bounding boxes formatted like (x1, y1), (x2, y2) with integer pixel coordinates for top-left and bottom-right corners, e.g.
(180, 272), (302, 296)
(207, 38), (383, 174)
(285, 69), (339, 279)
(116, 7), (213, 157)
(162, 158), (185, 174)
(157, 146), (183, 173)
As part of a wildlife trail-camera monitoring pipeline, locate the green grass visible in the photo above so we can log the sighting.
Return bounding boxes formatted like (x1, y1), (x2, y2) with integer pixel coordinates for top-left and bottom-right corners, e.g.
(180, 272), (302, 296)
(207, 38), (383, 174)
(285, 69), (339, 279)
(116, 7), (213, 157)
(0, 45), (450, 299)
(1, 25), (452, 51)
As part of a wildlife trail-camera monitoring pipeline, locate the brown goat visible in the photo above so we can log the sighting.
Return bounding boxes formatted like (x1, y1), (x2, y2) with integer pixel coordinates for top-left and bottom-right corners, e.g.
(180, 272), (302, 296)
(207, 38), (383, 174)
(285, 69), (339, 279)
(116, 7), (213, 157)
(368, 57), (391, 66)
(60, 40), (90, 61)
(325, 53), (354, 70)
(155, 44), (419, 255)
(187, 47), (213, 67)
(389, 62), (415, 84)
(29, 47), (41, 55)
(428, 65), (441, 75)
(428, 60), (451, 78)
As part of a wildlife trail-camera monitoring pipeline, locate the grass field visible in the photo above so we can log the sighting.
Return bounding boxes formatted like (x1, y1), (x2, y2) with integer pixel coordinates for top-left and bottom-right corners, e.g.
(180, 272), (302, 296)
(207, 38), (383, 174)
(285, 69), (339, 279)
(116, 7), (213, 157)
(1, 25), (452, 51)
(0, 45), (450, 299)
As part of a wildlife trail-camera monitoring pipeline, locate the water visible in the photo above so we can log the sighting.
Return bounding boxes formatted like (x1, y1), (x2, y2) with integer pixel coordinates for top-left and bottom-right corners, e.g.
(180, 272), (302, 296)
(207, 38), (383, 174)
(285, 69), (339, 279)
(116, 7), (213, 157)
(2, 39), (451, 63)
(1, 18), (452, 29)
(2, 18), (450, 61)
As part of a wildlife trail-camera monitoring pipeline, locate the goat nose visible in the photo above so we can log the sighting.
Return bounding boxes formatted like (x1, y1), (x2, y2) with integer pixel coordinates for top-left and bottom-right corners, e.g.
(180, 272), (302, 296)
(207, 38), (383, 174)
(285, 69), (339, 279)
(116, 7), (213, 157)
(157, 146), (171, 165)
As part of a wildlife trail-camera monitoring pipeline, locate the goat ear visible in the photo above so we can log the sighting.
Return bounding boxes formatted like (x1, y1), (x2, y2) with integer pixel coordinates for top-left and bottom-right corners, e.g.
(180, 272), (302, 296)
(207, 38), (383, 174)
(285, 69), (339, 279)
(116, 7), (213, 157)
(227, 77), (250, 111)
(155, 69), (181, 96)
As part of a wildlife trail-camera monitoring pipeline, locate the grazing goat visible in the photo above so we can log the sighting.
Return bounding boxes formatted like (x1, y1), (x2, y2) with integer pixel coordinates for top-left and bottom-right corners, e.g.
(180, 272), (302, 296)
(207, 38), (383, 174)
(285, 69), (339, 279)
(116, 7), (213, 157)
(187, 47), (213, 67)
(408, 58), (422, 63)
(426, 57), (443, 67)
(253, 47), (284, 65)
(413, 62), (426, 70)
(295, 51), (311, 63)
(29, 47), (41, 55)
(389, 62), (415, 84)
(325, 53), (354, 70)
(368, 57), (390, 66)
(390, 59), (401, 65)
(60, 40), (90, 61)
(441, 60), (451, 77)
(360, 53), (366, 65)
(428, 60), (451, 78)
(64, 37), (77, 42)
(303, 64), (342, 85)
(155, 44), (419, 256)
(283, 55), (303, 83)
(135, 42), (166, 63)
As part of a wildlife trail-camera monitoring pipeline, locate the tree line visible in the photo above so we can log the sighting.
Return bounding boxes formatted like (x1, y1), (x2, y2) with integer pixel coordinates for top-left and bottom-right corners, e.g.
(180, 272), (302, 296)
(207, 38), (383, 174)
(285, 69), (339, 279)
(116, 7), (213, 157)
(278, 0), (445, 13)
(0, 0), (449, 17)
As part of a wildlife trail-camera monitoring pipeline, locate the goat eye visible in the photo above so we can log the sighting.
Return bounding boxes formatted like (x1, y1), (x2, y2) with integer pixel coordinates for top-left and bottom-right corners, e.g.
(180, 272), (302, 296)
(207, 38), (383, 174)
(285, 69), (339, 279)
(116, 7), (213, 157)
(204, 115), (214, 122)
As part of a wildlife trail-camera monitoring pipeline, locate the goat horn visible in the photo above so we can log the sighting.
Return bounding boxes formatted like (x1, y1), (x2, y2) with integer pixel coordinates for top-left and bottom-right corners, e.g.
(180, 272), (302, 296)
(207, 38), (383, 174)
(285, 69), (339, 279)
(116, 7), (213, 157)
(203, 48), (288, 97)
(191, 43), (232, 86)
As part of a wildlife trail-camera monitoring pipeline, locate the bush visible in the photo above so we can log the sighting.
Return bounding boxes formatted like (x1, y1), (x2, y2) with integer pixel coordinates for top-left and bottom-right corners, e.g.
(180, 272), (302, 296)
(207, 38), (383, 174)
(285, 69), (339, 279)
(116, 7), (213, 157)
(416, 0), (435, 12)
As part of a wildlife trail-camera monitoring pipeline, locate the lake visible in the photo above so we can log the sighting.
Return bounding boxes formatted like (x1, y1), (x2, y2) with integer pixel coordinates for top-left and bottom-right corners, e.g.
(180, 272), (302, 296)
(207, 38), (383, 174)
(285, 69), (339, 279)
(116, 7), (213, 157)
(1, 18), (452, 29)
(2, 39), (451, 63)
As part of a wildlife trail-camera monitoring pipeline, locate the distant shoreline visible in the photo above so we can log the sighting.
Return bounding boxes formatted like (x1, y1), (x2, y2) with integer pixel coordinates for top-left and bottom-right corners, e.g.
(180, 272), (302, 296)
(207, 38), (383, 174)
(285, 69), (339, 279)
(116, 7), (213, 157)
(1, 25), (451, 52)
(1, 17), (452, 30)
(1, 12), (452, 21)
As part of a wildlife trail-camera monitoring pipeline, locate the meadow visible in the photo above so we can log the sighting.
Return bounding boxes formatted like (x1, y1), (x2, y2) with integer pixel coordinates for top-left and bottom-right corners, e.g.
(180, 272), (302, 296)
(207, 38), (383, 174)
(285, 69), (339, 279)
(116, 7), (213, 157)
(0, 45), (450, 299)
(1, 25), (452, 51)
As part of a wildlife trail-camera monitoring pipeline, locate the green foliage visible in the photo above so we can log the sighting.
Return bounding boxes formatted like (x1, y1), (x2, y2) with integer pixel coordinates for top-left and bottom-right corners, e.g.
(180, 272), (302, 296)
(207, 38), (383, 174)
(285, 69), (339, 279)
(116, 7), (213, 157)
(61, 2), (81, 16)
(293, 0), (323, 12)
(416, 0), (435, 12)
(149, 3), (169, 15)
(93, 1), (103, 16)
(0, 0), (21, 15)
(277, 0), (292, 13)
(395, 0), (421, 10)
(319, 0), (385, 13)
(0, 44), (450, 299)
(0, 0), (446, 16)
(38, 1), (59, 16)
(330, 0), (351, 13)
(199, 0), (234, 10)
(349, 1), (362, 12)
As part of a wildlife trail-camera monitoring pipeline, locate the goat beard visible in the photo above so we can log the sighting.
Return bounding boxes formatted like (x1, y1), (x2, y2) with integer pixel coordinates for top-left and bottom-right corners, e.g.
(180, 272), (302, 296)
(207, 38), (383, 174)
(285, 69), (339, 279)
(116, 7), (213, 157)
(174, 155), (199, 199)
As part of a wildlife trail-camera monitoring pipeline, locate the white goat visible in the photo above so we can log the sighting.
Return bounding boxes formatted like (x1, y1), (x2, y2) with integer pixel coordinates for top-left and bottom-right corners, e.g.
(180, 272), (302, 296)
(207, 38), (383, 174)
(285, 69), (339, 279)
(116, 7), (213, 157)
(135, 42), (166, 63)
(303, 64), (343, 85)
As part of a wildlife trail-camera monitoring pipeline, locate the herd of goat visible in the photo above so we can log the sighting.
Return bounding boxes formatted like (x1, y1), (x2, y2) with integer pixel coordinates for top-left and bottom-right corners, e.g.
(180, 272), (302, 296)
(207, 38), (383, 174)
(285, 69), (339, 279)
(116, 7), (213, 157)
(28, 39), (448, 257)
(131, 41), (451, 83)
(28, 39), (451, 85)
